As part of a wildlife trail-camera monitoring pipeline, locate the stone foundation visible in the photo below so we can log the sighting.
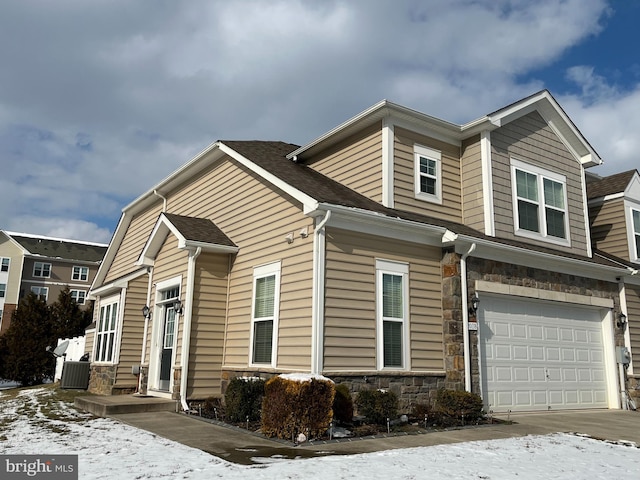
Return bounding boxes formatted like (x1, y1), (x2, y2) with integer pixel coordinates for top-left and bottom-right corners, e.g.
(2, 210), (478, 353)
(88, 365), (117, 395)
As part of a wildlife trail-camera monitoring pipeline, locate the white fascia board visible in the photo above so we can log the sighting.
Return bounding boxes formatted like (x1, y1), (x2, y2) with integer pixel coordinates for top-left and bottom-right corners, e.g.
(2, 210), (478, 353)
(312, 204), (447, 247)
(136, 217), (174, 266)
(91, 212), (131, 290)
(588, 192), (625, 206)
(454, 234), (627, 282)
(90, 267), (148, 297)
(0, 231), (29, 254)
(218, 142), (319, 213)
(288, 100), (464, 162)
(181, 240), (238, 254)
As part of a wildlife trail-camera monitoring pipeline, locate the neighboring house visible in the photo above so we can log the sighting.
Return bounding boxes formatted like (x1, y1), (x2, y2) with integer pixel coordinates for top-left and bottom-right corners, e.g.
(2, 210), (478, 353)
(587, 170), (640, 389)
(87, 90), (638, 413)
(0, 231), (108, 333)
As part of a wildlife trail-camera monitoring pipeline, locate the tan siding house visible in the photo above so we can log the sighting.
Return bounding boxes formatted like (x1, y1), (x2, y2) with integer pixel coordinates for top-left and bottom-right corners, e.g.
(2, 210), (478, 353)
(86, 91), (636, 413)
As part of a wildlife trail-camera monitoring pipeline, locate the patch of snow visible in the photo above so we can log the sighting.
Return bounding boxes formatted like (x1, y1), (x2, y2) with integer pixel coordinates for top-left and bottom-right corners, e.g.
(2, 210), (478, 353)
(278, 373), (333, 383)
(1, 388), (640, 479)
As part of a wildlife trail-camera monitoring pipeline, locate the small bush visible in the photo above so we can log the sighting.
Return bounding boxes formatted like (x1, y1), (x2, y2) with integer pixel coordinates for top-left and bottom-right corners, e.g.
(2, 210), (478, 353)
(261, 374), (335, 440)
(355, 389), (398, 425)
(332, 384), (354, 425)
(224, 377), (265, 423)
(435, 389), (484, 423)
(201, 396), (224, 420)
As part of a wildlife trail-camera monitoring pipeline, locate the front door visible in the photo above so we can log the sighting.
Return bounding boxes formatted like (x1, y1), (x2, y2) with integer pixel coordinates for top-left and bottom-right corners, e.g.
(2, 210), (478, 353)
(159, 306), (176, 391)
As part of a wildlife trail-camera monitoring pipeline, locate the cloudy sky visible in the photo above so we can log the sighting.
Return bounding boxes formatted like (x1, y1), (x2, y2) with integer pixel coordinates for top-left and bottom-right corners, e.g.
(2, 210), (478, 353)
(0, 0), (638, 243)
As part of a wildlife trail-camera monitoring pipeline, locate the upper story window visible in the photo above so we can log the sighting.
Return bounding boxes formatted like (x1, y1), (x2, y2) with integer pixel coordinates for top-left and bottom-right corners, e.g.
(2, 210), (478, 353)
(376, 259), (409, 370)
(250, 262), (281, 366)
(632, 209), (640, 261)
(0, 283), (6, 298)
(414, 144), (442, 204)
(30, 286), (48, 301)
(72, 266), (89, 282)
(33, 262), (51, 278)
(70, 289), (87, 305)
(1, 258), (9, 272)
(511, 159), (569, 246)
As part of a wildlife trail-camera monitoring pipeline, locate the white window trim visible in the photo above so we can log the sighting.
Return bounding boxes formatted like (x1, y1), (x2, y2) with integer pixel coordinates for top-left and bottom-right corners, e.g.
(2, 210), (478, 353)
(414, 144), (443, 204)
(249, 261), (281, 368)
(94, 293), (121, 364)
(72, 265), (89, 282)
(33, 262), (52, 278)
(0, 257), (9, 273)
(375, 259), (410, 371)
(510, 158), (571, 247)
(70, 289), (87, 305)
(30, 285), (48, 301)
(627, 204), (640, 263)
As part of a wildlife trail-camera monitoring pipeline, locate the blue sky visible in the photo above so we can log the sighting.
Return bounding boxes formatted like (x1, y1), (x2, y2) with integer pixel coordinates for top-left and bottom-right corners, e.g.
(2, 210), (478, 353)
(0, 0), (638, 243)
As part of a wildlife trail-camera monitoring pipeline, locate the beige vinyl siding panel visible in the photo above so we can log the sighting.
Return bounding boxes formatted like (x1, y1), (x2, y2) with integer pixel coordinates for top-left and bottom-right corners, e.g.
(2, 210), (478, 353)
(188, 252), (230, 399)
(84, 328), (95, 360)
(628, 285), (640, 368)
(589, 199), (629, 260)
(0, 237), (24, 304)
(461, 135), (485, 230)
(161, 157), (315, 372)
(324, 228), (443, 372)
(152, 236), (188, 367)
(393, 127), (462, 222)
(305, 123), (383, 203)
(114, 275), (147, 387)
(491, 111), (589, 255)
(105, 205), (163, 283)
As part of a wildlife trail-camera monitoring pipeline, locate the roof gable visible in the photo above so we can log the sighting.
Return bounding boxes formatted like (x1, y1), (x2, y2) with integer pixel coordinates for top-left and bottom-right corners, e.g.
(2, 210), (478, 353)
(137, 213), (238, 266)
(587, 170), (639, 200)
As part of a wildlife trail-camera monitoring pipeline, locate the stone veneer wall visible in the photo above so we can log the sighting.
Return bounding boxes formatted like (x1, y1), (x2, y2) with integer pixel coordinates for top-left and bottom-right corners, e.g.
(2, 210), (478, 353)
(88, 365), (117, 395)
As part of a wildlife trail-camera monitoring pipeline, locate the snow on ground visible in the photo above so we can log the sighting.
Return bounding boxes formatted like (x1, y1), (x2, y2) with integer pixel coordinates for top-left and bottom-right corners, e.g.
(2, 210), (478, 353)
(1, 387), (640, 479)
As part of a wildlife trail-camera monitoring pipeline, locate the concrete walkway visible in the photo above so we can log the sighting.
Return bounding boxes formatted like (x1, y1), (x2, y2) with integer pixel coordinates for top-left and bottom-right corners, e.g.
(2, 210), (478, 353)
(110, 409), (640, 465)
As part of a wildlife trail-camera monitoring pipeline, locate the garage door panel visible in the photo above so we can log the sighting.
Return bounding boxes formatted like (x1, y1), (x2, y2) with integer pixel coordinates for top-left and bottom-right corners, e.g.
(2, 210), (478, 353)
(480, 295), (608, 412)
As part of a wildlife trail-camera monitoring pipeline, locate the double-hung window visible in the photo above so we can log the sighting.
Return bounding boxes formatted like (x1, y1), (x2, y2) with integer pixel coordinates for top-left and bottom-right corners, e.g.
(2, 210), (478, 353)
(250, 262), (281, 366)
(0, 283), (5, 298)
(72, 266), (89, 281)
(70, 289), (87, 305)
(33, 262), (51, 278)
(511, 159), (569, 245)
(376, 260), (409, 370)
(414, 144), (442, 204)
(632, 209), (640, 261)
(1, 258), (9, 272)
(30, 286), (48, 301)
(95, 298), (119, 363)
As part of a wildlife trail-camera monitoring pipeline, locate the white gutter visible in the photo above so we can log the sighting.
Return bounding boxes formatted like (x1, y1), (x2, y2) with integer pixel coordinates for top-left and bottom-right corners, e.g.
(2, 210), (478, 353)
(311, 210), (332, 374)
(153, 190), (167, 212)
(460, 243), (477, 392)
(180, 246), (202, 411)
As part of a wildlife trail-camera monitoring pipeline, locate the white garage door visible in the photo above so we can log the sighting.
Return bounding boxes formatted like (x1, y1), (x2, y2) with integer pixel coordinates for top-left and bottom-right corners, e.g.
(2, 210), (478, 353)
(479, 295), (609, 412)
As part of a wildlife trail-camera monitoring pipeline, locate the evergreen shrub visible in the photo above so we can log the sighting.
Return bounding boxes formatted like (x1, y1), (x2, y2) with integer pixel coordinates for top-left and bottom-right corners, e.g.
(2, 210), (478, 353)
(354, 389), (398, 425)
(224, 377), (265, 422)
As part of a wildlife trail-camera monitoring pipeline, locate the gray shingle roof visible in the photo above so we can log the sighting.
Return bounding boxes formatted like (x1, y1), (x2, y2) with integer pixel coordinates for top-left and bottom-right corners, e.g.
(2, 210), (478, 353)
(587, 170), (637, 199)
(221, 141), (623, 269)
(9, 234), (107, 262)
(162, 213), (236, 248)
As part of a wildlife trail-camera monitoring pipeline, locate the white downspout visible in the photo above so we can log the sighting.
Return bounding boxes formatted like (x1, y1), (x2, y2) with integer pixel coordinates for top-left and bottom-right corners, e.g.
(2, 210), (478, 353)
(153, 189), (167, 212)
(311, 210), (332, 374)
(180, 246), (201, 412)
(460, 243), (477, 393)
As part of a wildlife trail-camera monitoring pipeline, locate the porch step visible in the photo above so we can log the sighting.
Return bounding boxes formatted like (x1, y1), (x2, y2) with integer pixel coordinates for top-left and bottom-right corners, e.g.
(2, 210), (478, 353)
(75, 395), (178, 417)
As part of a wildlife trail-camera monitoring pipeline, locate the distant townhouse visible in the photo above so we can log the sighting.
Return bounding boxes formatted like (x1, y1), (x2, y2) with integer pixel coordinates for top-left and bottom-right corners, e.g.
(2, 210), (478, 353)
(0, 231), (108, 333)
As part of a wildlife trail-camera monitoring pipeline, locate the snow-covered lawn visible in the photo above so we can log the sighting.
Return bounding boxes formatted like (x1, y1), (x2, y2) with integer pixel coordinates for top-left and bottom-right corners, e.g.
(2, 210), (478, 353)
(1, 386), (640, 479)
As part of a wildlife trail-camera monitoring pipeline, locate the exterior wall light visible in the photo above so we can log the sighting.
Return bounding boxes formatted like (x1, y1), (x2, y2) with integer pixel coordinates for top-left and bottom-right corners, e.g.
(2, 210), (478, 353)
(173, 300), (183, 315)
(142, 305), (151, 319)
(469, 294), (480, 315)
(617, 312), (627, 329)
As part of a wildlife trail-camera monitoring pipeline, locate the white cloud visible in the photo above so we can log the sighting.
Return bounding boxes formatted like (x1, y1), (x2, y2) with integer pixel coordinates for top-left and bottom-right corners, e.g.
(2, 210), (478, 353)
(0, 0), (627, 241)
